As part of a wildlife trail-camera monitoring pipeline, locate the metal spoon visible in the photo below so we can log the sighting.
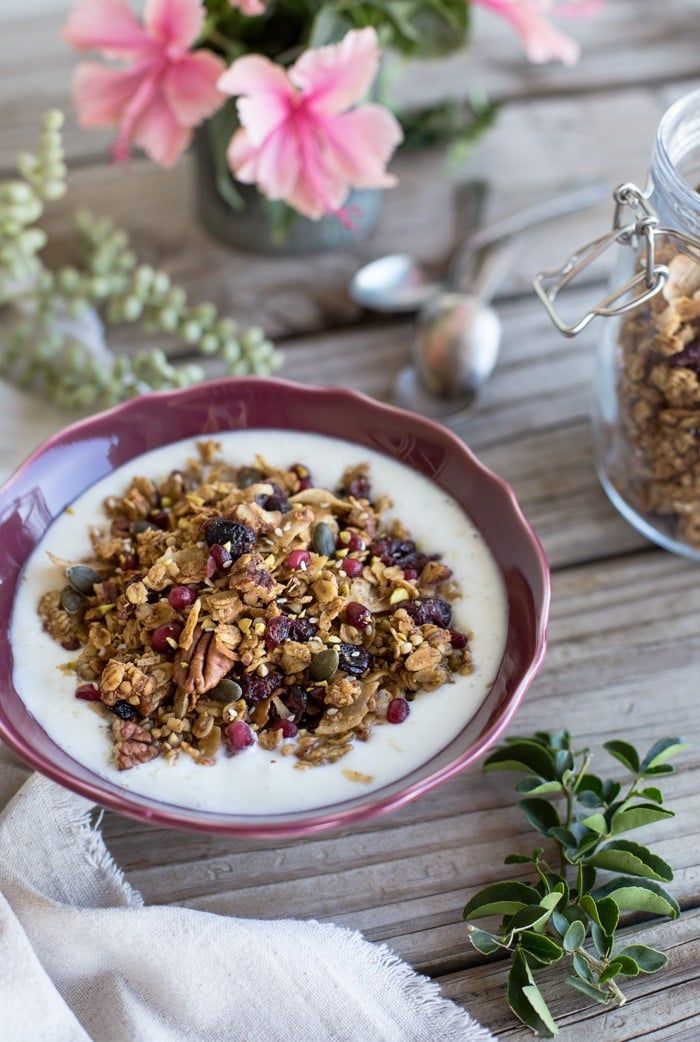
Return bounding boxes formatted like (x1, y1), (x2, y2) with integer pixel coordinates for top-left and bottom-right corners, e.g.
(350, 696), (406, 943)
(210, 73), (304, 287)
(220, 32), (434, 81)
(350, 180), (607, 314)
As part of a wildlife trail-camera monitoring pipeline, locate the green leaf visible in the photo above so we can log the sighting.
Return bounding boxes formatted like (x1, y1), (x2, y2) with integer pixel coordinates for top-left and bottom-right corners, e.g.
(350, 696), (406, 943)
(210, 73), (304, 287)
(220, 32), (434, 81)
(520, 797), (561, 834)
(592, 878), (680, 919)
(604, 740), (640, 774)
(516, 777), (563, 796)
(580, 811), (608, 835)
(571, 952), (595, 984)
(618, 944), (669, 973)
(599, 954), (640, 983)
(506, 904), (555, 934)
(597, 896), (620, 936)
(464, 881), (541, 920)
(484, 740), (557, 779)
(566, 975), (611, 1003)
(468, 927), (502, 955)
(518, 931), (564, 966)
(640, 738), (689, 773)
(638, 786), (664, 804)
(507, 951), (558, 1037)
(563, 919), (586, 952)
(609, 803), (674, 835)
(588, 839), (674, 882)
(554, 748), (575, 778)
(591, 923), (611, 958)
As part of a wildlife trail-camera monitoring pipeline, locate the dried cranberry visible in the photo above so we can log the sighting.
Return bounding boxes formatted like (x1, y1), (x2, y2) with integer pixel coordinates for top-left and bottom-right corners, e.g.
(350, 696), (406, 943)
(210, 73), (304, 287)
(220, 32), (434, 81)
(386, 698), (410, 724)
(281, 685), (307, 718)
(345, 602), (372, 630)
(118, 552), (139, 572)
(61, 637), (80, 651)
(226, 720), (255, 751)
(449, 629), (468, 649)
(265, 615), (291, 649)
(75, 683), (101, 701)
(287, 617), (316, 641)
(149, 510), (171, 530)
(111, 700), (138, 720)
(255, 482), (290, 513)
(336, 530), (365, 552)
(168, 585), (197, 610)
(239, 671), (283, 704)
(340, 557), (363, 578)
(204, 519), (255, 556)
(668, 338), (700, 372)
(151, 621), (183, 654)
(402, 597), (453, 628)
(342, 475), (371, 499)
(337, 642), (371, 676)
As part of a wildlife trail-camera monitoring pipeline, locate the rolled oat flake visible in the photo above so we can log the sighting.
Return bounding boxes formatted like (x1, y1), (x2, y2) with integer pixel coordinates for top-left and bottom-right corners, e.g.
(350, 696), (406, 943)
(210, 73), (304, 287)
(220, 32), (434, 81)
(534, 87), (700, 560)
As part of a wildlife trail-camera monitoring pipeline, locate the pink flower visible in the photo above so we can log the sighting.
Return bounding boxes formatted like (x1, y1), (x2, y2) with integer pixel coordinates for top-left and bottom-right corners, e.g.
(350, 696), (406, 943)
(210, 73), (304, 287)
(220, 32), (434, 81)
(473, 0), (604, 65)
(218, 27), (403, 221)
(228, 0), (266, 13)
(62, 0), (227, 167)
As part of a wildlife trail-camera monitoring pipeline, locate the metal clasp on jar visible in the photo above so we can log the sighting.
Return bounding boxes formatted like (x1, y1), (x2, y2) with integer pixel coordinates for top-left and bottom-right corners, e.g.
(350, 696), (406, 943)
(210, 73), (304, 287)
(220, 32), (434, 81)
(532, 182), (700, 336)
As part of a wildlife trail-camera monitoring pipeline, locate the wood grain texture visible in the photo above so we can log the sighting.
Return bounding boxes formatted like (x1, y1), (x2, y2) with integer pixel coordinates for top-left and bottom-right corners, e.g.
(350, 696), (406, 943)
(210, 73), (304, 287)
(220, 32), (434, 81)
(2, 2), (700, 1038)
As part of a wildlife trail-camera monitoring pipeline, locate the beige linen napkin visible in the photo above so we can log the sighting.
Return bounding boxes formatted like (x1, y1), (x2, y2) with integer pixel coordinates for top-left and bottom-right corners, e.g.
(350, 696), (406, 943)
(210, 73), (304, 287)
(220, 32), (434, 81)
(0, 742), (497, 1042)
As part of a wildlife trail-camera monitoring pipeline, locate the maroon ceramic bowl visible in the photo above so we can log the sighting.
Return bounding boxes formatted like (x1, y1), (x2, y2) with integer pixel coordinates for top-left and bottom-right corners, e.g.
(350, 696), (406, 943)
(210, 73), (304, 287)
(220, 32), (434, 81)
(0, 377), (549, 837)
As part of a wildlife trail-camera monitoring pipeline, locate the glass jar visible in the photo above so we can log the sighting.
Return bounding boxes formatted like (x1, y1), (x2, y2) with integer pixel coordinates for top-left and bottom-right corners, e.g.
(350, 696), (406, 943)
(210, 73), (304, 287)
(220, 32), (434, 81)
(534, 87), (700, 560)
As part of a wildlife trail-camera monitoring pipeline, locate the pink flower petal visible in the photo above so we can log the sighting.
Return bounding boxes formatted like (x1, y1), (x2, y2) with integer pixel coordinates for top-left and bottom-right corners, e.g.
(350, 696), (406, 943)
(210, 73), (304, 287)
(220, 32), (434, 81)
(228, 0), (266, 13)
(71, 62), (150, 127)
(219, 55), (295, 146)
(473, 0), (582, 64)
(228, 125), (300, 201)
(144, 0), (205, 51)
(133, 91), (192, 166)
(61, 0), (150, 58)
(322, 105), (402, 188)
(163, 50), (226, 125)
(291, 27), (380, 115)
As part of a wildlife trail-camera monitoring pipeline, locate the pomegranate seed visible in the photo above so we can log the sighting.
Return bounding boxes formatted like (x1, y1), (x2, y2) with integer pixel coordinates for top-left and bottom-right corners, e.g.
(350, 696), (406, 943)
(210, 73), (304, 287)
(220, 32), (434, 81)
(386, 698), (410, 724)
(168, 585), (197, 610)
(287, 549), (311, 570)
(337, 530), (365, 552)
(340, 557), (363, 578)
(403, 568), (418, 581)
(272, 719), (299, 738)
(226, 720), (255, 752)
(207, 543), (232, 577)
(151, 621), (183, 654)
(345, 601), (372, 630)
(75, 683), (101, 701)
(149, 510), (170, 530)
(119, 552), (139, 571)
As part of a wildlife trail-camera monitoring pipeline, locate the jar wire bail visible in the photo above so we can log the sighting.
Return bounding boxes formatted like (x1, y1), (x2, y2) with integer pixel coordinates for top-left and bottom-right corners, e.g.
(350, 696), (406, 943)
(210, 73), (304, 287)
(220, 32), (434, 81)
(531, 181), (700, 337)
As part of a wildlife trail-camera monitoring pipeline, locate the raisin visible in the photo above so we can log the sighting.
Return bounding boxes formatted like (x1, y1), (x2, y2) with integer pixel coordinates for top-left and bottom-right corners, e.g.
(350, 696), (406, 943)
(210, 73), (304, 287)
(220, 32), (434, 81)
(337, 642), (371, 676)
(204, 519), (255, 557)
(402, 597), (452, 628)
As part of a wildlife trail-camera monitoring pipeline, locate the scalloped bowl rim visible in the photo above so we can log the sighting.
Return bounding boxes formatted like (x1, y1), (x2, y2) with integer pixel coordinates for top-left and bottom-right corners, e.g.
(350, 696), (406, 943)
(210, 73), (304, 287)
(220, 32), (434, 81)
(0, 377), (550, 837)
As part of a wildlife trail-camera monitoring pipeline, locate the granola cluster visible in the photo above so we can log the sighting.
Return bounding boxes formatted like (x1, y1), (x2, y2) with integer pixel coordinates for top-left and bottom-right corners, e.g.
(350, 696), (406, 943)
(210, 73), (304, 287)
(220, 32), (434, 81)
(609, 247), (700, 546)
(39, 441), (473, 772)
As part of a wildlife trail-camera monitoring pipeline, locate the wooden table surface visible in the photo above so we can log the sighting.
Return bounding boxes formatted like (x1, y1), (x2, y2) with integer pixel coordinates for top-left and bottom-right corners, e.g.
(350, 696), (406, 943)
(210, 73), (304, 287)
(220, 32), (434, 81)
(2, 3), (700, 1039)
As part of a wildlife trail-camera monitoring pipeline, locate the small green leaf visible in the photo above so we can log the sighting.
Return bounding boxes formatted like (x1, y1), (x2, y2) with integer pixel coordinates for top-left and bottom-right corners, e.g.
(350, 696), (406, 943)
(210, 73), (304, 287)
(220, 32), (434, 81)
(640, 738), (689, 773)
(506, 904), (554, 934)
(591, 922), (611, 958)
(598, 956), (635, 984)
(507, 951), (558, 1037)
(522, 984), (559, 1037)
(565, 975), (610, 1004)
(518, 931), (564, 966)
(597, 896), (620, 936)
(520, 797), (561, 834)
(588, 839), (673, 882)
(571, 952), (595, 984)
(618, 944), (669, 973)
(563, 919), (586, 952)
(580, 811), (608, 835)
(554, 748), (574, 778)
(516, 777), (563, 796)
(484, 740), (557, 779)
(638, 786), (664, 804)
(504, 853), (539, 865)
(592, 878), (680, 919)
(604, 740), (640, 774)
(464, 881), (541, 920)
(468, 927), (502, 955)
(609, 803), (674, 835)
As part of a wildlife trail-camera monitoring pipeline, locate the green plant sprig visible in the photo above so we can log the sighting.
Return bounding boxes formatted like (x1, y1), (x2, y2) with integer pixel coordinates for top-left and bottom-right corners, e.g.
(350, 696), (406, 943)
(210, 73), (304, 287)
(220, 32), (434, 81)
(0, 110), (282, 411)
(463, 730), (689, 1038)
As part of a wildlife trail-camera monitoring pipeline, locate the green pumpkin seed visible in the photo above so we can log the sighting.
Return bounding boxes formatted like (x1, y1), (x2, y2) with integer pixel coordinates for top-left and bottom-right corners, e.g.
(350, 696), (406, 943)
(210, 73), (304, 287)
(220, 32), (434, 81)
(65, 564), (101, 595)
(209, 678), (243, 703)
(238, 466), (263, 488)
(60, 584), (84, 615)
(309, 647), (339, 682)
(312, 521), (335, 557)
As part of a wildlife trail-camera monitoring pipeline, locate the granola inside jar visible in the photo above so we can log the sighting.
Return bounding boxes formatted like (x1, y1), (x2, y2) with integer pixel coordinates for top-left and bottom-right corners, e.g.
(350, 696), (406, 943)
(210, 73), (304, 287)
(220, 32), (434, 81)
(594, 90), (700, 558)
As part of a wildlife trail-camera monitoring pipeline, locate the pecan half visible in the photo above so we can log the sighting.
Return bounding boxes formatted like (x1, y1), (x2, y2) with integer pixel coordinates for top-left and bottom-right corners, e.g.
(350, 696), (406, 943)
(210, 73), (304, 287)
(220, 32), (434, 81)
(174, 628), (236, 697)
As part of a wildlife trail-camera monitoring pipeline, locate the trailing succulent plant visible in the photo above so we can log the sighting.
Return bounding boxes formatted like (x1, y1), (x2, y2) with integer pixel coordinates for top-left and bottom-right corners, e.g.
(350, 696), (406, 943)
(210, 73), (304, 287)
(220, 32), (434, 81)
(0, 110), (281, 411)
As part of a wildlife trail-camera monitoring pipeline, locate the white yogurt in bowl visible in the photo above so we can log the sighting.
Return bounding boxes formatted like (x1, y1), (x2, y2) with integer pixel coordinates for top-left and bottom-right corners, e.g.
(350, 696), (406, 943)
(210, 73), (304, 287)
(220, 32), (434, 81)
(11, 428), (508, 817)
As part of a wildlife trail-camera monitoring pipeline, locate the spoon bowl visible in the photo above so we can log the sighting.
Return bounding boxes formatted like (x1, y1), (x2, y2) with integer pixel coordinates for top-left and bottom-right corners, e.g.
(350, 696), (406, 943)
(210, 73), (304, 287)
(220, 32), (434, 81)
(414, 291), (501, 399)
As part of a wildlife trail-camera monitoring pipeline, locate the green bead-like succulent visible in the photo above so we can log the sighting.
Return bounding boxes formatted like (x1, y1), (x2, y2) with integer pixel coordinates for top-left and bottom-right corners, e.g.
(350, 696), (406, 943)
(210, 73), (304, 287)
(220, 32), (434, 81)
(0, 110), (282, 411)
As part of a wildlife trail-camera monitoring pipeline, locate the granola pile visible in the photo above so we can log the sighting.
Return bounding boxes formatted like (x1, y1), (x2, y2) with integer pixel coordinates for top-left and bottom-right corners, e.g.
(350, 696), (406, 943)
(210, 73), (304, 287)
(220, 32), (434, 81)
(39, 441), (473, 772)
(610, 246), (700, 547)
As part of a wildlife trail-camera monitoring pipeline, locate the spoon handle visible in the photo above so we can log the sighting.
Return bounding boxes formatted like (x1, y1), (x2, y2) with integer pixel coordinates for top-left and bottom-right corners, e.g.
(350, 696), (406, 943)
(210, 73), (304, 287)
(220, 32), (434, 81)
(450, 180), (608, 287)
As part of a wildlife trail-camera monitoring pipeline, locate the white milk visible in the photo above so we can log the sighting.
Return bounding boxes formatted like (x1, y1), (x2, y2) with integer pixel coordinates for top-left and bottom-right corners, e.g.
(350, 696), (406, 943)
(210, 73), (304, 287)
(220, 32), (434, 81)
(11, 430), (507, 815)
